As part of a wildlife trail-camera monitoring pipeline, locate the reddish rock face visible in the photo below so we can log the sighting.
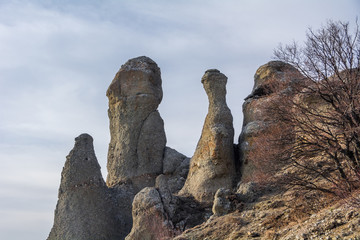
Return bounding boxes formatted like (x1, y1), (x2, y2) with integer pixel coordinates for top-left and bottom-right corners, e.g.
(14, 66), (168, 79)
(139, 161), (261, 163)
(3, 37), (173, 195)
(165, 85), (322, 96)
(239, 61), (303, 182)
(179, 69), (236, 204)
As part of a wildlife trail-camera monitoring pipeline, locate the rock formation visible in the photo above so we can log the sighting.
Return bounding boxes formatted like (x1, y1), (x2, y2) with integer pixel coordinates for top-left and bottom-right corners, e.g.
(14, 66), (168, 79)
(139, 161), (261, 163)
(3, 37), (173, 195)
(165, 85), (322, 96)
(212, 188), (239, 217)
(106, 56), (166, 190)
(238, 61), (302, 182)
(155, 147), (190, 194)
(125, 185), (209, 239)
(105, 56), (190, 238)
(125, 187), (176, 240)
(47, 58), (360, 240)
(47, 134), (123, 240)
(179, 69), (236, 203)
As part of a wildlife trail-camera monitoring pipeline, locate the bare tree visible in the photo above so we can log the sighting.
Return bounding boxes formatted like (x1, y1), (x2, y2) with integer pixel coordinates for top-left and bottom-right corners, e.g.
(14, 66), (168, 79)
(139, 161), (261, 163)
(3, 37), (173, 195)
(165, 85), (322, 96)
(256, 20), (360, 196)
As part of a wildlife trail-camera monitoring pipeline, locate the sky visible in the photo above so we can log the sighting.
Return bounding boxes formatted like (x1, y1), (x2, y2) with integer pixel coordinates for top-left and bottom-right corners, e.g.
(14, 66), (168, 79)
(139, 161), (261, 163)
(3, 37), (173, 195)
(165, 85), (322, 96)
(0, 0), (358, 239)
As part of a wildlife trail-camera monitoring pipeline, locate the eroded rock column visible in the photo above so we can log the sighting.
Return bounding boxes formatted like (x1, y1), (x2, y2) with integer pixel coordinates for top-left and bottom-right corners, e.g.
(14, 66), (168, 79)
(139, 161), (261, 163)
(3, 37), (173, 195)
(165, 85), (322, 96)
(106, 56), (166, 190)
(179, 69), (236, 203)
(239, 61), (302, 182)
(47, 134), (122, 240)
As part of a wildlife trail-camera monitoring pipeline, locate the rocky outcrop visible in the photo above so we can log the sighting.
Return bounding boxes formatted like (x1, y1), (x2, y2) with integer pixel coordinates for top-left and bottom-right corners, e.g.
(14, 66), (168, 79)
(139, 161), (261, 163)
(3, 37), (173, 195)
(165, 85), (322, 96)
(125, 187), (176, 240)
(212, 188), (241, 217)
(156, 147), (190, 194)
(46, 58), (360, 240)
(104, 57), (191, 238)
(239, 61), (302, 182)
(47, 134), (123, 240)
(179, 69), (236, 203)
(126, 186), (209, 240)
(106, 56), (166, 190)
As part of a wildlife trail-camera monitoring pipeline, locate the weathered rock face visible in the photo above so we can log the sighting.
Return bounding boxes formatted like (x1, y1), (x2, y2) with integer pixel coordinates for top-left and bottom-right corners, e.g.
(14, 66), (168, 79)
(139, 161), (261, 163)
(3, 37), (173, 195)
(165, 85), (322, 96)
(212, 188), (239, 217)
(239, 61), (302, 182)
(126, 186), (209, 240)
(106, 56), (166, 190)
(47, 134), (123, 240)
(156, 147), (190, 194)
(125, 187), (176, 240)
(179, 69), (236, 203)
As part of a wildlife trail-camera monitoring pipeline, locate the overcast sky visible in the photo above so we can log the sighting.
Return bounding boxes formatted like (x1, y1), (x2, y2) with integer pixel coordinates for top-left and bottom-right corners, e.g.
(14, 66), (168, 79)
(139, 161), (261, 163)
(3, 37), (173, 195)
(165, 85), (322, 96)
(0, 1), (358, 239)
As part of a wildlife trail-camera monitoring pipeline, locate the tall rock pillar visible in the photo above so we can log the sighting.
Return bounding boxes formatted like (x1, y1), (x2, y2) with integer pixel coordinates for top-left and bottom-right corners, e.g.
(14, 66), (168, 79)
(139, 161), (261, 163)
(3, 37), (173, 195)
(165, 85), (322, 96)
(106, 56), (166, 190)
(180, 69), (236, 203)
(47, 134), (123, 240)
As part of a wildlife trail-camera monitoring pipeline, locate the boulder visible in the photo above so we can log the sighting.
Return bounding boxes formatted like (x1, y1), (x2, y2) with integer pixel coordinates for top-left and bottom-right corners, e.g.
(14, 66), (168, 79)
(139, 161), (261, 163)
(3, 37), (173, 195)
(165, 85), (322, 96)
(212, 188), (234, 217)
(125, 187), (175, 240)
(47, 134), (123, 240)
(179, 69), (236, 203)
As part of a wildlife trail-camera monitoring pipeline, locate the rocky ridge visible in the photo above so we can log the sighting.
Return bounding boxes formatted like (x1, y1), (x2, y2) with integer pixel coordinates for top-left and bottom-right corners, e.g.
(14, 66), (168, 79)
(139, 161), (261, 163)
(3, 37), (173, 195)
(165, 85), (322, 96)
(48, 57), (360, 240)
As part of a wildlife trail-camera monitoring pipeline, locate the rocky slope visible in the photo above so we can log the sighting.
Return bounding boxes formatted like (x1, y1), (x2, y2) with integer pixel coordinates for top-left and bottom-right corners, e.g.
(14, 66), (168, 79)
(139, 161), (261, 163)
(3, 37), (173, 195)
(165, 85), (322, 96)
(48, 57), (360, 240)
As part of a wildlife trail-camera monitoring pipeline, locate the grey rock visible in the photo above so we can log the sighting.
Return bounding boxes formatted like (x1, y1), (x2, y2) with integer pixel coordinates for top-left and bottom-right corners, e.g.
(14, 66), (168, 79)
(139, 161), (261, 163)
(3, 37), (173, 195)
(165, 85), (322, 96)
(156, 147), (190, 194)
(179, 69), (236, 203)
(47, 134), (123, 240)
(163, 146), (188, 174)
(236, 181), (258, 202)
(212, 188), (233, 216)
(125, 187), (175, 240)
(106, 56), (166, 190)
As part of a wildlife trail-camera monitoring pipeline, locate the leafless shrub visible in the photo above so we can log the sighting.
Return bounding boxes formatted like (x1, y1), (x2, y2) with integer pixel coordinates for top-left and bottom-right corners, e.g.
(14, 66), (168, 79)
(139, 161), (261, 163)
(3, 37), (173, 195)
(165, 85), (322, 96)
(250, 20), (360, 200)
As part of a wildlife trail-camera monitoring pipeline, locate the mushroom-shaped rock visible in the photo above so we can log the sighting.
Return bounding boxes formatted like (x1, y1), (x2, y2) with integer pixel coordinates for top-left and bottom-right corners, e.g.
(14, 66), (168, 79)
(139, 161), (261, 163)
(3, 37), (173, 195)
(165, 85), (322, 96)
(106, 56), (166, 190)
(47, 134), (123, 240)
(179, 69), (236, 203)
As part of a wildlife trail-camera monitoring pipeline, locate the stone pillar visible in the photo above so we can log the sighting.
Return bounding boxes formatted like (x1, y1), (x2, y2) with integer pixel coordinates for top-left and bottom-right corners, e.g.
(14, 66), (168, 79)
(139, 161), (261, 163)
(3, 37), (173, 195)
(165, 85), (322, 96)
(106, 56), (166, 190)
(179, 69), (236, 203)
(47, 134), (123, 240)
